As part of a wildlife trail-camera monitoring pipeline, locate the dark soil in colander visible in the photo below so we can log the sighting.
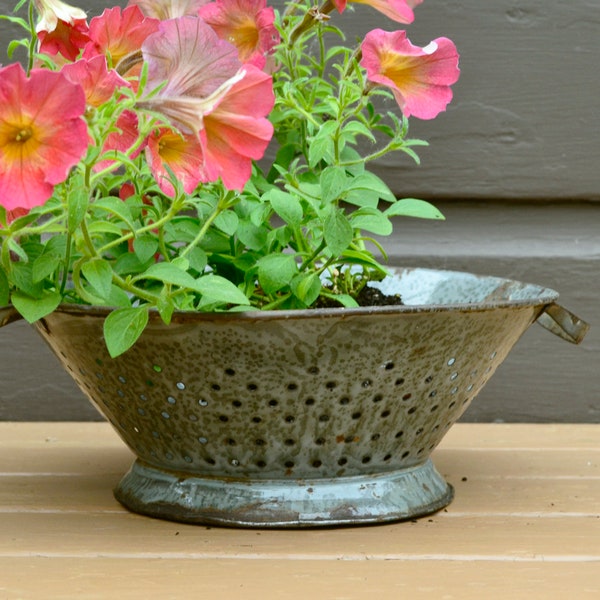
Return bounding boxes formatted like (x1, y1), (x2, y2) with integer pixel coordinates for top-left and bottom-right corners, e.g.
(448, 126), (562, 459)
(315, 286), (403, 309)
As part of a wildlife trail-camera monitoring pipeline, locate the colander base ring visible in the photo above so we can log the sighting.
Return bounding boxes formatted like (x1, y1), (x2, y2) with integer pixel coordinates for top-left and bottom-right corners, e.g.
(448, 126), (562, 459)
(114, 458), (454, 528)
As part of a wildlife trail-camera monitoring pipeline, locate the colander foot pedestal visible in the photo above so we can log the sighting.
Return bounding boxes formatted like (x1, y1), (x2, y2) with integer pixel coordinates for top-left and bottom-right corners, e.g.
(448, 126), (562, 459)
(114, 459), (454, 528)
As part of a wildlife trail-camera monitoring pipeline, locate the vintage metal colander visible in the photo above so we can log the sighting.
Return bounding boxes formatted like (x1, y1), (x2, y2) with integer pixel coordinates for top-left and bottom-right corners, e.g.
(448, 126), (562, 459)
(7, 267), (588, 527)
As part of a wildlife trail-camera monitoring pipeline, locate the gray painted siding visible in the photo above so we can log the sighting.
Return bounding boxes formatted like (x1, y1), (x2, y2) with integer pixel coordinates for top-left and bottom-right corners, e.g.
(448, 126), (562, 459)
(1, 0), (598, 199)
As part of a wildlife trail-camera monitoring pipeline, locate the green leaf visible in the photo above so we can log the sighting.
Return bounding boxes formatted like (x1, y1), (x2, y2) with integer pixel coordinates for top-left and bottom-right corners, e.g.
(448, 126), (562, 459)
(320, 166), (349, 204)
(257, 254), (298, 294)
(340, 120), (376, 143)
(0, 270), (9, 307)
(384, 198), (445, 220)
(321, 293), (359, 308)
(290, 272), (321, 306)
(236, 220), (268, 251)
(195, 275), (249, 306)
(113, 253), (148, 276)
(133, 235), (159, 264)
(67, 185), (89, 233)
(323, 210), (353, 256)
(186, 247), (208, 273)
(308, 121), (337, 167)
(266, 189), (303, 226)
(250, 202), (271, 228)
(339, 250), (388, 275)
(141, 262), (198, 289)
(344, 189), (379, 209)
(32, 254), (61, 283)
(214, 210), (239, 236)
(81, 258), (114, 300)
(6, 238), (29, 262)
(87, 221), (126, 236)
(93, 197), (135, 230)
(347, 172), (396, 202)
(103, 306), (149, 358)
(350, 208), (393, 236)
(171, 256), (189, 271)
(10, 263), (43, 298)
(106, 285), (132, 308)
(11, 291), (62, 323)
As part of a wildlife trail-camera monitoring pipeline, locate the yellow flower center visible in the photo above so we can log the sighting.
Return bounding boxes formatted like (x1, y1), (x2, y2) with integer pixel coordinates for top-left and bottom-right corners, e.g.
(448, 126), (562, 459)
(226, 18), (259, 61)
(0, 121), (41, 163)
(380, 54), (418, 89)
(15, 127), (33, 143)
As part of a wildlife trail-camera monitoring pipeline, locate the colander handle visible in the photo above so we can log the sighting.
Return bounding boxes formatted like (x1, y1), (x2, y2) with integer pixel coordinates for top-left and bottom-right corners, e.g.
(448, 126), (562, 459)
(536, 303), (590, 344)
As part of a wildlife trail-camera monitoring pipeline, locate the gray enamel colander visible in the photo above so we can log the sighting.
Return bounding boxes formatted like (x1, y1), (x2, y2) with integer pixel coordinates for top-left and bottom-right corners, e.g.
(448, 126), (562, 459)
(0, 267), (589, 527)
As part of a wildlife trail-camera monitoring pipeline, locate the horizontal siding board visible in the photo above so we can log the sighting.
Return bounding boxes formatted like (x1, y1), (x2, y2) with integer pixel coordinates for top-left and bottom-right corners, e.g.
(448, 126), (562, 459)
(1, 1), (599, 199)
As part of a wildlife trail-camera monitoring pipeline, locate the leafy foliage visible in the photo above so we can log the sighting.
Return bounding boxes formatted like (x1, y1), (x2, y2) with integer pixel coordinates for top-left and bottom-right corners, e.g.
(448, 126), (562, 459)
(0, 0), (450, 356)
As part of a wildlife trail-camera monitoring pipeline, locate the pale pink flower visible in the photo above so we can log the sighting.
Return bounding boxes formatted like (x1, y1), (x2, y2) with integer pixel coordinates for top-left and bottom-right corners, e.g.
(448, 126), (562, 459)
(61, 55), (130, 107)
(200, 66), (274, 189)
(146, 129), (208, 196)
(33, 0), (86, 32)
(139, 16), (244, 134)
(198, 0), (280, 69)
(143, 17), (240, 99)
(33, 0), (90, 60)
(0, 64), (87, 210)
(83, 5), (159, 69)
(128, 0), (210, 20)
(360, 29), (459, 119)
(139, 17), (274, 190)
(327, 0), (422, 24)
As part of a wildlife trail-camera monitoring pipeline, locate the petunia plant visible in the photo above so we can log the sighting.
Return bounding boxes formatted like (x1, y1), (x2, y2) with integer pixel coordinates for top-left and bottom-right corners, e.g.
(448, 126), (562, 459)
(0, 0), (459, 356)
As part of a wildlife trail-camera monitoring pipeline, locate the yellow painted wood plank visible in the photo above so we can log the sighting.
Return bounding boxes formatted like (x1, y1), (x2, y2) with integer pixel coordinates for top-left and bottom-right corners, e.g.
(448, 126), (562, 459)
(2, 512), (599, 559)
(0, 423), (598, 599)
(1, 558), (599, 600)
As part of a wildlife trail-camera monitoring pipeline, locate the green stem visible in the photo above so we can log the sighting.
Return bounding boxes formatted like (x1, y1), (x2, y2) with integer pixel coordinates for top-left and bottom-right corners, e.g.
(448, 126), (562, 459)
(26, 2), (35, 75)
(260, 292), (292, 311)
(179, 201), (224, 259)
(111, 272), (160, 305)
(59, 232), (72, 295)
(97, 198), (184, 256)
(299, 239), (326, 271)
(80, 219), (96, 257)
(338, 138), (402, 167)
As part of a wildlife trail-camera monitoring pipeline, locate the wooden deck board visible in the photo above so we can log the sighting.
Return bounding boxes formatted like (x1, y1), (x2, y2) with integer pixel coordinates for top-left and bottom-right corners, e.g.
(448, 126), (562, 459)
(1, 558), (598, 600)
(0, 422), (598, 599)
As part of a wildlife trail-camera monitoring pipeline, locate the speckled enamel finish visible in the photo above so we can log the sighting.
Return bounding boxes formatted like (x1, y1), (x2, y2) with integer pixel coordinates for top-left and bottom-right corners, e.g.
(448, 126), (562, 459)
(34, 268), (559, 527)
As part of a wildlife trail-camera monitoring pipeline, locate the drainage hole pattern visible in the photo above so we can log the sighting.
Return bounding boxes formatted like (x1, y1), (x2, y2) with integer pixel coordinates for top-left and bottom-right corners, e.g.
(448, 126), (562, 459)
(73, 350), (502, 474)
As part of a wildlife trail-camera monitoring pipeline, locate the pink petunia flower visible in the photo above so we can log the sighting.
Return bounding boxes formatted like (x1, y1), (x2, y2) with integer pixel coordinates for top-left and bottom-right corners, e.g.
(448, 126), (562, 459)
(61, 55), (130, 107)
(143, 17), (241, 101)
(139, 16), (246, 134)
(33, 0), (90, 60)
(146, 129), (208, 196)
(0, 64), (88, 210)
(128, 0), (211, 20)
(83, 5), (159, 69)
(326, 0), (422, 24)
(139, 17), (274, 190)
(198, 0), (280, 69)
(360, 29), (459, 120)
(200, 66), (274, 190)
